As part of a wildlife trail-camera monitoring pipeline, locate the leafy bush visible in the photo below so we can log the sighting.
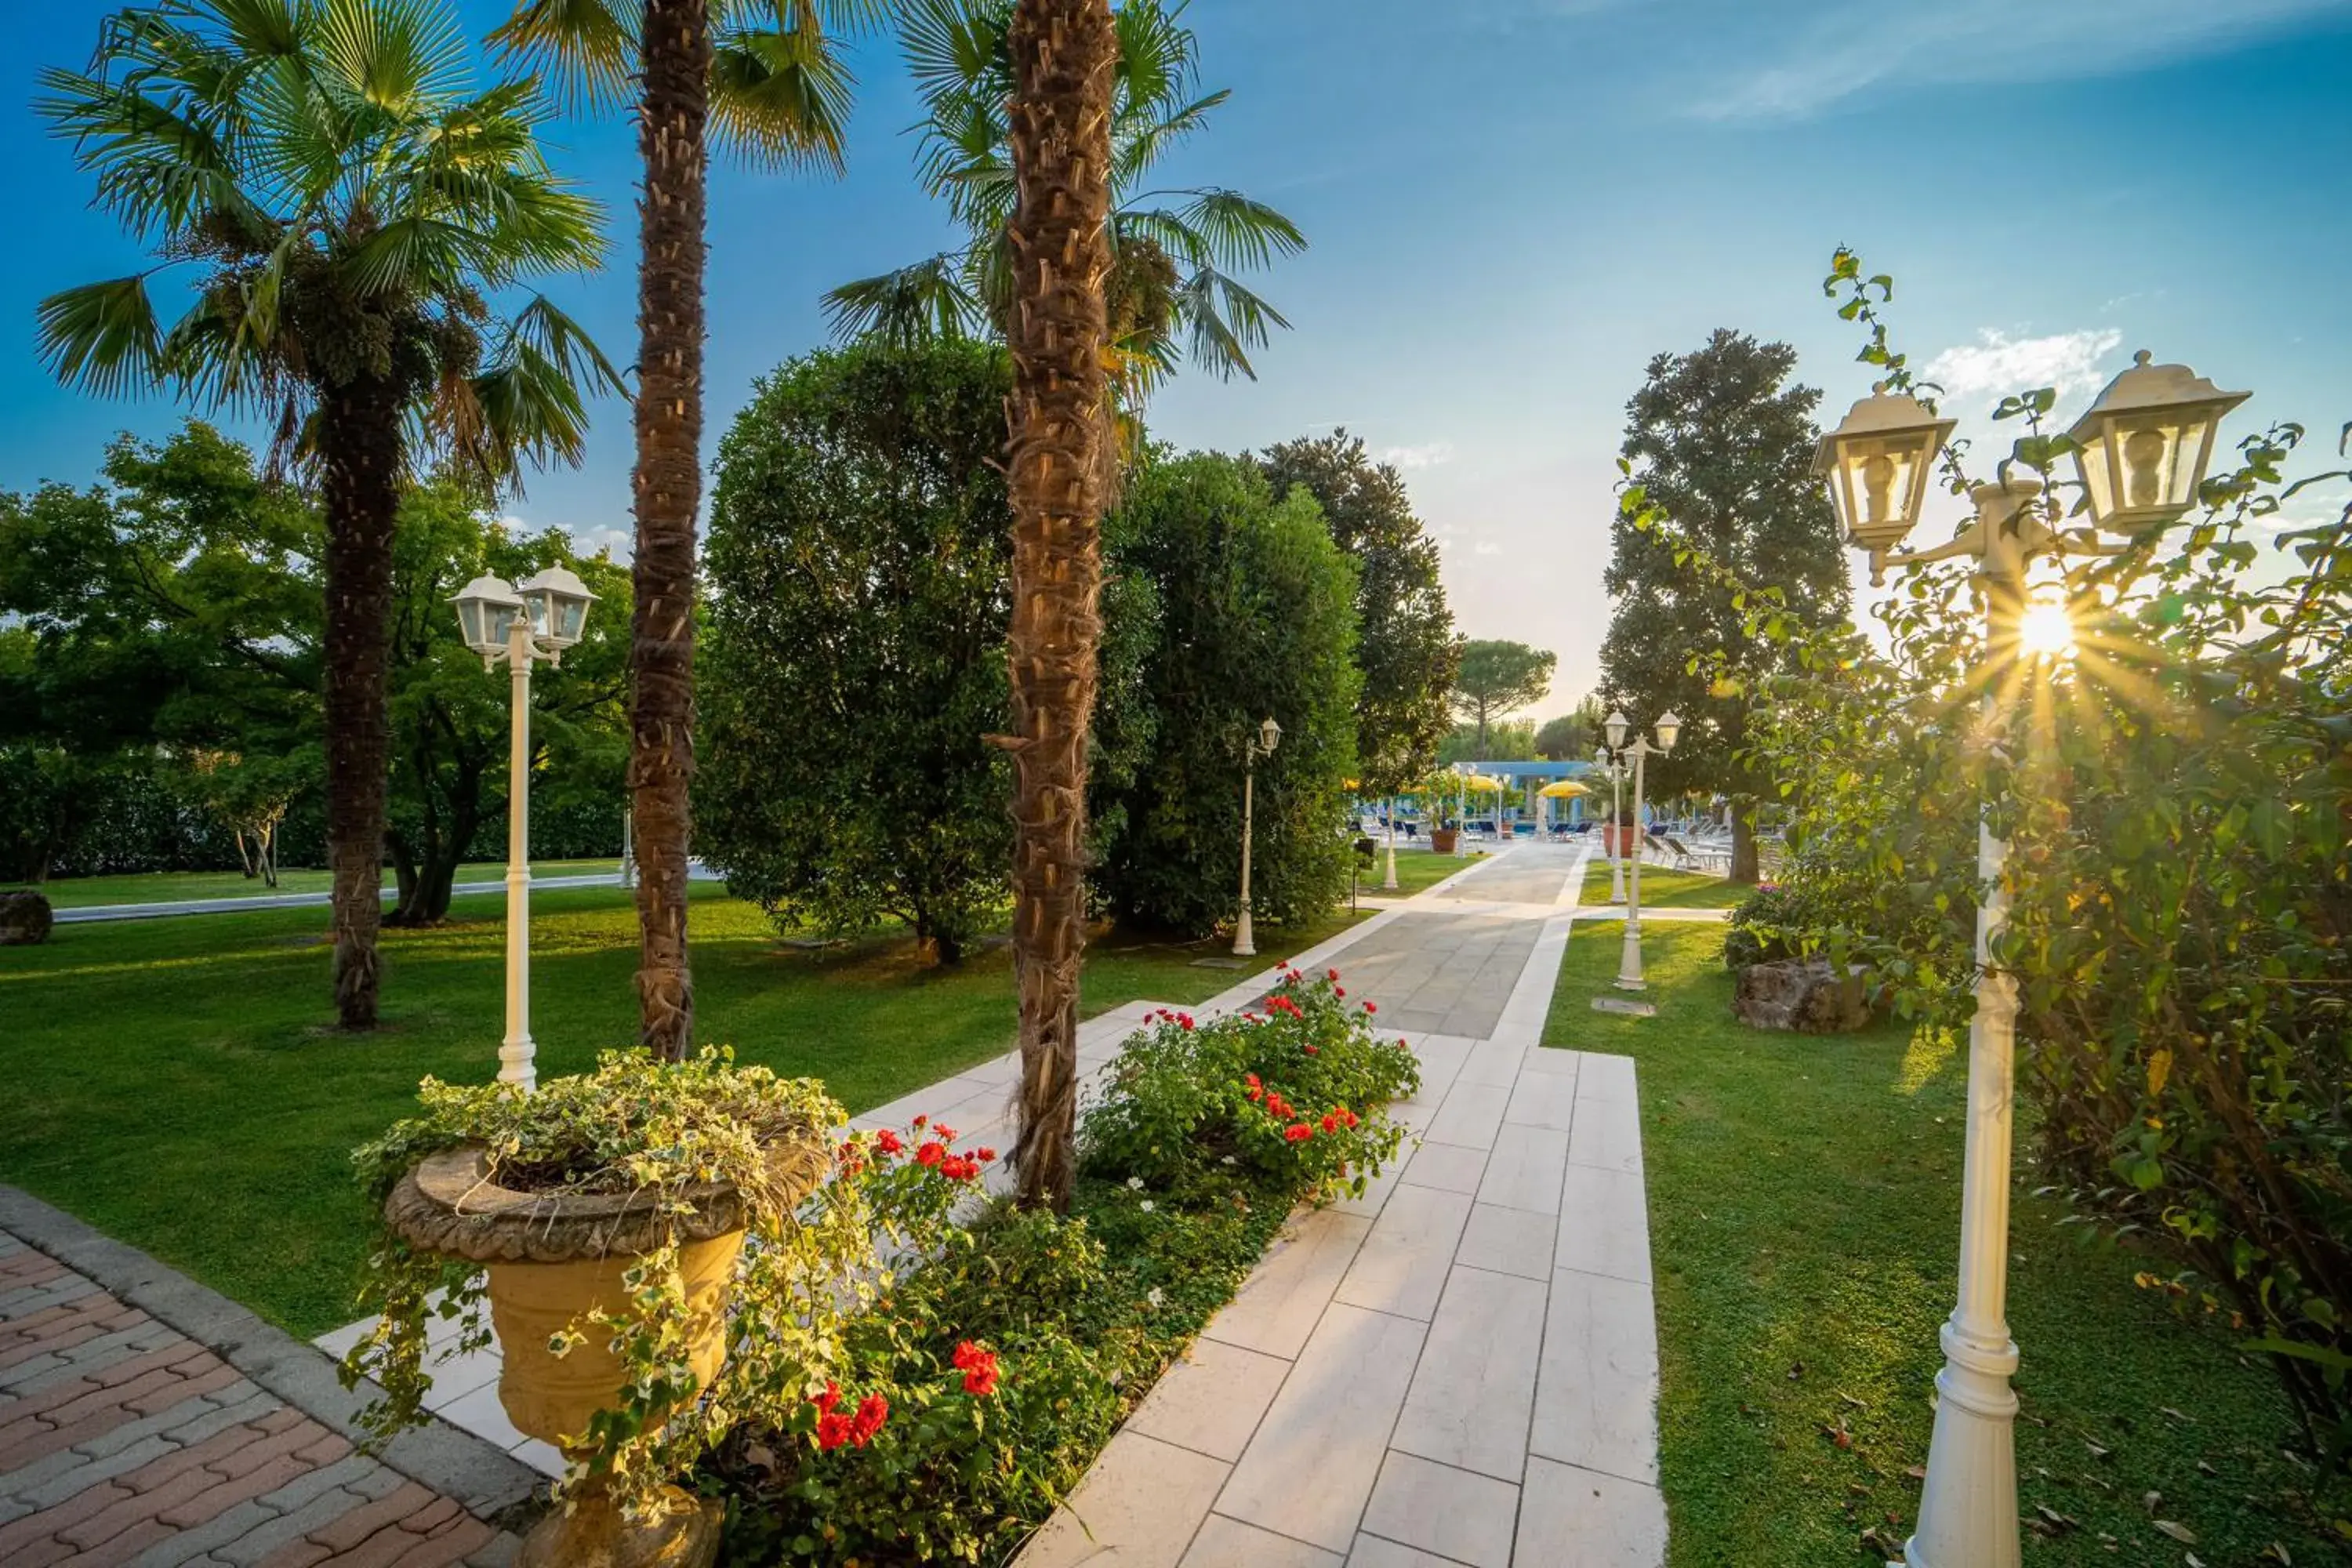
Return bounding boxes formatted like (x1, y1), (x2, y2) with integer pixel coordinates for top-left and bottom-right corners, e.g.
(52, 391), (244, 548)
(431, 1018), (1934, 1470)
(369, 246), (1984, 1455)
(1092, 452), (1365, 935)
(1722, 884), (1817, 971)
(710, 964), (1419, 1563)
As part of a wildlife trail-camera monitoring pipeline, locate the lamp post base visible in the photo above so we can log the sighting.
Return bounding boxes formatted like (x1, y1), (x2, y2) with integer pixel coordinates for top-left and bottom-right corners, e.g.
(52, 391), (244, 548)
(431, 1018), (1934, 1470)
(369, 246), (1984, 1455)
(1614, 922), (1646, 991)
(498, 1036), (536, 1094)
(1901, 1318), (2022, 1568)
(1232, 909), (1255, 959)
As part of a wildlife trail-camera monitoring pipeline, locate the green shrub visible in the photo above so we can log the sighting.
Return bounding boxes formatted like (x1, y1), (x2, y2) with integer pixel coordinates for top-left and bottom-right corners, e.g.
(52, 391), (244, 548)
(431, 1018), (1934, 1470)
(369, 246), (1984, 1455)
(1722, 884), (1813, 971)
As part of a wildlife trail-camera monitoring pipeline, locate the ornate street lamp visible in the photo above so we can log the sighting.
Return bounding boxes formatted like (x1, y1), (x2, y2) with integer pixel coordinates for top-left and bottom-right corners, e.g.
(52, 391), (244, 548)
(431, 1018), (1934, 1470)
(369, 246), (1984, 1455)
(451, 569), (598, 1092)
(1815, 354), (2241, 1568)
(2067, 350), (2249, 532)
(1592, 745), (1626, 903)
(1601, 713), (1678, 992)
(1232, 716), (1281, 957)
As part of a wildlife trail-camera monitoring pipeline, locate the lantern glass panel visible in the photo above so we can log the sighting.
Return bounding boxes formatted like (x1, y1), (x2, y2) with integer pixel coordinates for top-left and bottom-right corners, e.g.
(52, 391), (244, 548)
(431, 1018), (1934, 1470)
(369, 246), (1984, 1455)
(1605, 711), (1628, 750)
(1833, 432), (1933, 550)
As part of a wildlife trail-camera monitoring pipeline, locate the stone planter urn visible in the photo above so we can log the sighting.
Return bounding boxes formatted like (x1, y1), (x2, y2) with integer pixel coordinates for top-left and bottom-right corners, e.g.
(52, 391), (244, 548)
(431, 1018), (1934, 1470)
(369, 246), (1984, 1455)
(385, 1136), (826, 1568)
(1430, 826), (1459, 854)
(1602, 822), (1638, 858)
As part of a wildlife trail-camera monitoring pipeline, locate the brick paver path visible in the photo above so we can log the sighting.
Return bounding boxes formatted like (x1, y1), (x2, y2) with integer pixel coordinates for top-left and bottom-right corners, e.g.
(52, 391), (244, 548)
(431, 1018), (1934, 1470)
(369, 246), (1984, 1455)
(0, 1233), (516, 1568)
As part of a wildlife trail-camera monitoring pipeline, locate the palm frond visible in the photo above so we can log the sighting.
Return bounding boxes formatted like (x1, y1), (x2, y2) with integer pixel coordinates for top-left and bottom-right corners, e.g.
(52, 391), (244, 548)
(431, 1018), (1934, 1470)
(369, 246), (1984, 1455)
(441, 293), (624, 487)
(1158, 188), (1306, 272)
(488, 0), (635, 118)
(1110, 88), (1226, 191)
(312, 0), (472, 116)
(710, 21), (858, 174)
(35, 276), (169, 401)
(822, 252), (985, 347)
(1176, 265), (1290, 382)
(899, 0), (1013, 105)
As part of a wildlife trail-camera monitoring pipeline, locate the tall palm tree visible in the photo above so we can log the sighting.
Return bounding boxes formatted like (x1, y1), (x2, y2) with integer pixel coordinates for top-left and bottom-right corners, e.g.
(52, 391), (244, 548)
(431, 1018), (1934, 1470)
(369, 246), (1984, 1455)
(38, 0), (618, 1029)
(827, 0), (1301, 409)
(492, 0), (878, 1060)
(1000, 0), (1116, 1213)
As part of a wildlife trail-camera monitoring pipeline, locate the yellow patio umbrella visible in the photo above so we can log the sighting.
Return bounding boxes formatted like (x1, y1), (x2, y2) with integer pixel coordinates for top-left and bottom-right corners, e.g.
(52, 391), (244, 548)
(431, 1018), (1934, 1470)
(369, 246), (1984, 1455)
(1461, 774), (1507, 792)
(1538, 780), (1591, 799)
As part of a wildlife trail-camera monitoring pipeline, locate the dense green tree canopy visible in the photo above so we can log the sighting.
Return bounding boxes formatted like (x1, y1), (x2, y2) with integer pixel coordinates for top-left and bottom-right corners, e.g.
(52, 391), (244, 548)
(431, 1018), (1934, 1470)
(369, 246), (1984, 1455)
(697, 342), (1030, 963)
(0, 422), (626, 909)
(1094, 453), (1361, 935)
(1450, 639), (1555, 756)
(1258, 430), (1457, 797)
(1534, 695), (1609, 760)
(1600, 328), (1848, 879)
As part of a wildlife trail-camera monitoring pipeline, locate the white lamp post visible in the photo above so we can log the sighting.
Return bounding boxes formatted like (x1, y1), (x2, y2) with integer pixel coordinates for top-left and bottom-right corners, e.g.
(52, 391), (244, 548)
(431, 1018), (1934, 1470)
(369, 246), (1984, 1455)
(1602, 710), (1679, 991)
(1594, 746), (1627, 903)
(1816, 356), (2243, 1568)
(1232, 715), (1282, 957)
(1382, 794), (1399, 891)
(452, 565), (597, 1093)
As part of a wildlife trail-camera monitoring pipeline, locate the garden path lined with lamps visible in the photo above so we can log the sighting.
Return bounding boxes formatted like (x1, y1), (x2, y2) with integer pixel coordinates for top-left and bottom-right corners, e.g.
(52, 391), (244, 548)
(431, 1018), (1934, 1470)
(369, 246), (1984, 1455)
(304, 840), (1676, 1566)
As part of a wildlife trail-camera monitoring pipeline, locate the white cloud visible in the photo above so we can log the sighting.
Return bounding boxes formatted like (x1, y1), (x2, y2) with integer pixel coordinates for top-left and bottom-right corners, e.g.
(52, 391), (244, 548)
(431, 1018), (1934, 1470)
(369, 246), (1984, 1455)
(1381, 442), (1455, 470)
(567, 524), (634, 561)
(1922, 328), (2123, 405)
(1694, 0), (2351, 120)
(1472, 539), (1504, 557)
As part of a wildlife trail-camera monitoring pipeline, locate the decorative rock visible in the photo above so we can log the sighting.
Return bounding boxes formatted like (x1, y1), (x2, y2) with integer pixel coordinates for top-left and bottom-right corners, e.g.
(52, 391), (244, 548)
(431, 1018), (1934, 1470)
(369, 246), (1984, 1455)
(0, 890), (53, 946)
(1732, 960), (1871, 1034)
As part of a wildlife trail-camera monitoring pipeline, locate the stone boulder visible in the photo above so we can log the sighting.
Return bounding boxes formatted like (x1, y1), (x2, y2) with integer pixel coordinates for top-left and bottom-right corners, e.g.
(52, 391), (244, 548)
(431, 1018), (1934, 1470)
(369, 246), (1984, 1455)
(0, 889), (54, 946)
(1733, 959), (1869, 1034)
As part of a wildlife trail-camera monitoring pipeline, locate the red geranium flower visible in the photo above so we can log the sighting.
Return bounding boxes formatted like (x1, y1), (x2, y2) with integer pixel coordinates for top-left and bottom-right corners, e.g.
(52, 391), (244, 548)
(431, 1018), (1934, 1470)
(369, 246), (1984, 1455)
(935, 1124), (958, 1143)
(915, 1142), (946, 1167)
(814, 1381), (842, 1415)
(1285, 1123), (1313, 1142)
(1327, 968), (1339, 982)
(911, 1115), (927, 1129)
(815, 1411), (851, 1450)
(1178, 1013), (1196, 1030)
(874, 1128), (905, 1156)
(953, 1341), (1000, 1397)
(851, 1392), (889, 1445)
(1334, 986), (1345, 998)
(1363, 1001), (1378, 1014)
(1304, 1044), (1319, 1055)
(975, 1146), (998, 1162)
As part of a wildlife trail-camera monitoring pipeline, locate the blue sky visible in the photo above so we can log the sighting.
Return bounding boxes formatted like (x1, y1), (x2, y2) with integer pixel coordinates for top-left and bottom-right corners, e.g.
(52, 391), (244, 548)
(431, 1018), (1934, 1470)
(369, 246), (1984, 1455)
(5, 0), (2349, 706)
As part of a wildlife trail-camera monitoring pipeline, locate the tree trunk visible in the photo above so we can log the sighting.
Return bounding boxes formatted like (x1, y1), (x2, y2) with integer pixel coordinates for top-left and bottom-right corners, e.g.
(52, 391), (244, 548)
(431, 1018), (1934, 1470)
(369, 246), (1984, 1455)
(1729, 797), (1760, 885)
(1003, 0), (1117, 1214)
(316, 372), (403, 1029)
(630, 0), (710, 1062)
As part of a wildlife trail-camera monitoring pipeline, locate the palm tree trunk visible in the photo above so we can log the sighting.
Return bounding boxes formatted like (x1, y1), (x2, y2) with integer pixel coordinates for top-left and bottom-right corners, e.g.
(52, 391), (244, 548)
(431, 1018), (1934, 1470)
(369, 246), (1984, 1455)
(1003, 0), (1117, 1214)
(631, 0), (710, 1062)
(317, 372), (403, 1029)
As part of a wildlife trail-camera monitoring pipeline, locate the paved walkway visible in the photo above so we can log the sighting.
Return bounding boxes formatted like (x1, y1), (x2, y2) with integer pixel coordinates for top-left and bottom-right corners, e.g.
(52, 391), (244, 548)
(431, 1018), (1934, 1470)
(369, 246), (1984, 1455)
(1021, 842), (1668, 1568)
(0, 1192), (535, 1567)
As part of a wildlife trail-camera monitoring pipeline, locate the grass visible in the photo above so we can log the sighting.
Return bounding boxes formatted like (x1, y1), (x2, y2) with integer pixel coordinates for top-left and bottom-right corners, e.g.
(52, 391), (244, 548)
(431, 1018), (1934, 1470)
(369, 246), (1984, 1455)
(2, 858), (623, 909)
(1542, 921), (2350, 1565)
(0, 884), (1361, 1338)
(1360, 845), (1486, 897)
(1578, 860), (1749, 909)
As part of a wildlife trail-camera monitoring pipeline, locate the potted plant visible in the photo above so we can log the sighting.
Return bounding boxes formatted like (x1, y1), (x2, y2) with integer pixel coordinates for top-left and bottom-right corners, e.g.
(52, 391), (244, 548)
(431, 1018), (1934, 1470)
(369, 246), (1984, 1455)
(345, 1049), (845, 1568)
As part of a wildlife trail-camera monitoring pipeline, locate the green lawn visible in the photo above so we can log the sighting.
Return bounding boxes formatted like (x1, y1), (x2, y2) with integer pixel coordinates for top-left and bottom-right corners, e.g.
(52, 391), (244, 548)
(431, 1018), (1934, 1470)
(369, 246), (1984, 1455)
(0, 884), (1359, 1337)
(3, 858), (622, 909)
(1363, 845), (1485, 897)
(1578, 859), (1748, 909)
(1543, 922), (2350, 1564)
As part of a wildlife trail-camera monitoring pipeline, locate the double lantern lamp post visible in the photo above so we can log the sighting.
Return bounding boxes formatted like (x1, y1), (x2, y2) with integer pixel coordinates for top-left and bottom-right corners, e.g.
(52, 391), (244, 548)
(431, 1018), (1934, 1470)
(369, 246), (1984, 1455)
(1599, 709), (1678, 992)
(1232, 715), (1283, 958)
(1592, 746), (1628, 903)
(450, 567), (598, 1094)
(1813, 350), (2247, 1568)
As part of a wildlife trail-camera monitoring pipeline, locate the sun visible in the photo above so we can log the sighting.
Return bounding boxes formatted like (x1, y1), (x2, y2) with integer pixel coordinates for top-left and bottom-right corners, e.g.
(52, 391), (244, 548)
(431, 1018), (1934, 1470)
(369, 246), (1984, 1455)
(2019, 590), (2077, 659)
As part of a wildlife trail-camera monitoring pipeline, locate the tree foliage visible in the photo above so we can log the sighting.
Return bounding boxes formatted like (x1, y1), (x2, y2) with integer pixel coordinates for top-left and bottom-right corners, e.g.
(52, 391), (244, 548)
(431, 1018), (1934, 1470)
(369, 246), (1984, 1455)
(701, 343), (1032, 963)
(1600, 329), (1848, 881)
(1664, 252), (2352, 1461)
(1449, 639), (1555, 756)
(826, 0), (1305, 405)
(1094, 454), (1361, 935)
(1258, 430), (1457, 797)
(1534, 695), (1609, 760)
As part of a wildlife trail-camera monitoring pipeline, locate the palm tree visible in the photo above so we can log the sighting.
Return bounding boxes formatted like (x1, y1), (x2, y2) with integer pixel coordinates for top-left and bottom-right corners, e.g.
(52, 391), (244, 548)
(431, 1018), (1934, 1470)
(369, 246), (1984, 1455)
(38, 0), (618, 1029)
(1000, 0), (1116, 1213)
(492, 0), (878, 1060)
(827, 0), (1301, 410)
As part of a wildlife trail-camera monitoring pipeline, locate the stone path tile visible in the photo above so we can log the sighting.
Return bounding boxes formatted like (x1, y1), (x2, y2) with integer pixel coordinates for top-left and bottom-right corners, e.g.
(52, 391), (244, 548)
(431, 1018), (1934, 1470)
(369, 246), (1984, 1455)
(1348, 1534), (1477, 1567)
(1514, 1457), (1668, 1566)
(1181, 1513), (1344, 1567)
(1566, 1093), (1643, 1178)
(1216, 1304), (1426, 1552)
(1126, 1338), (1291, 1464)
(1455, 1204), (1558, 1283)
(1201, 1209), (1373, 1361)
(1421, 1083), (1509, 1152)
(1333, 1186), (1473, 1323)
(1555, 1166), (1653, 1286)
(1529, 1271), (1660, 1486)
(1019, 1430), (1231, 1568)
(1396, 1142), (1487, 1197)
(1357, 1451), (1519, 1568)
(1390, 1267), (1548, 1483)
(1474, 1126), (1570, 1217)
(0, 1211), (524, 1568)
